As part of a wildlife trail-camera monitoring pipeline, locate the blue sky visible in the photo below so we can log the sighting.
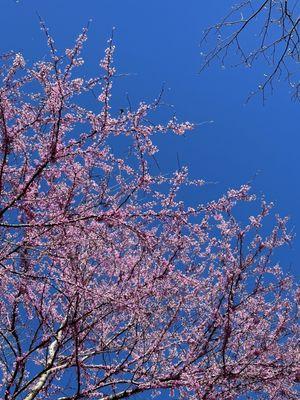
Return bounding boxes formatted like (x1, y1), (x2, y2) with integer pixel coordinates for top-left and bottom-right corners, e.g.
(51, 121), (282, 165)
(1, 0), (299, 276)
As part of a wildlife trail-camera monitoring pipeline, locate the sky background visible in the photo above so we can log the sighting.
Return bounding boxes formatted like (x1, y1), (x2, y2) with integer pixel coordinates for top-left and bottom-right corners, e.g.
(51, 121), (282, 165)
(1, 0), (299, 279)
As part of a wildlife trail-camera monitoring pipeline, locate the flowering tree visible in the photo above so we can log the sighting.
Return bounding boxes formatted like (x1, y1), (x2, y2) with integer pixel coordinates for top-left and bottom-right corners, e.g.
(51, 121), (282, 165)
(201, 0), (300, 100)
(0, 24), (299, 400)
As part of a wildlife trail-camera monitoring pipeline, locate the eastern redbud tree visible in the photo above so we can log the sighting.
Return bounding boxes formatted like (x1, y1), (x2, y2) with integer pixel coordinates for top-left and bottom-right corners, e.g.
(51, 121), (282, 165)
(0, 24), (299, 400)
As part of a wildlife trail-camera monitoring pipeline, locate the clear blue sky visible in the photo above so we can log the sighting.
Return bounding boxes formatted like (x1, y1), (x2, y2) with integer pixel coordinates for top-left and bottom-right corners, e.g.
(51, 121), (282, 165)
(1, 0), (299, 276)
